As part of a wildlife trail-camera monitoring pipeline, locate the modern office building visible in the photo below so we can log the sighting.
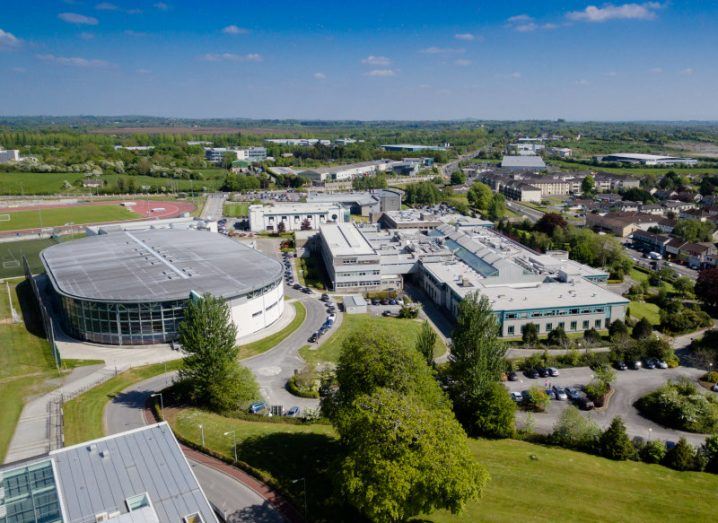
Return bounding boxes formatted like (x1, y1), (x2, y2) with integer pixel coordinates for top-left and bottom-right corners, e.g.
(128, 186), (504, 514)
(306, 192), (381, 216)
(248, 202), (347, 232)
(593, 153), (698, 166)
(41, 229), (284, 345)
(379, 210), (442, 230)
(0, 423), (217, 523)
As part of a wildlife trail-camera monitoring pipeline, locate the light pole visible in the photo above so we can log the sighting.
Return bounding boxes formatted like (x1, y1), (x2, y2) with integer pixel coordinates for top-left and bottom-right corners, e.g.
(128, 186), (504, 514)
(648, 427), (652, 441)
(223, 431), (237, 463)
(198, 424), (205, 447)
(291, 477), (307, 520)
(150, 393), (163, 418)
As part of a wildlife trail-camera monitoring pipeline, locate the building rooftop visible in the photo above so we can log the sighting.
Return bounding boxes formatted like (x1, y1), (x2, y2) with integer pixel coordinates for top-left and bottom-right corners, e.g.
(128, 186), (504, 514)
(320, 222), (376, 256)
(41, 229), (282, 303)
(501, 155), (546, 169)
(250, 202), (342, 214)
(600, 153), (692, 161)
(306, 191), (378, 207)
(382, 209), (441, 224)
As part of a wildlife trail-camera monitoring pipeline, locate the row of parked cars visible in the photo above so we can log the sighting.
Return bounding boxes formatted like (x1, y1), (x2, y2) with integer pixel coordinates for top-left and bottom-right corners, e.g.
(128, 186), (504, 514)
(308, 294), (337, 343)
(249, 402), (301, 417)
(510, 384), (595, 410)
(506, 367), (560, 381)
(615, 357), (668, 370)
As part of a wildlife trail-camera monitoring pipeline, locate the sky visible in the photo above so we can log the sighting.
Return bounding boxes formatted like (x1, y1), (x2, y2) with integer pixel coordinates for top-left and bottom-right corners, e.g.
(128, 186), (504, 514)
(1, 1), (717, 120)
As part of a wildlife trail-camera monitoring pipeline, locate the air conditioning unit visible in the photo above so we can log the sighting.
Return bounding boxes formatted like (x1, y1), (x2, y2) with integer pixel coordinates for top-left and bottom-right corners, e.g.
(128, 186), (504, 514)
(95, 512), (109, 522)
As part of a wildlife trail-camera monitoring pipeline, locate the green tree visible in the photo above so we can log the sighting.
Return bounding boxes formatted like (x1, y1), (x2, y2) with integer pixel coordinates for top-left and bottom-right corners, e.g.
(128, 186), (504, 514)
(663, 438), (697, 471)
(487, 193), (506, 220)
(524, 386), (550, 412)
(639, 440), (666, 464)
(673, 276), (694, 297)
(673, 219), (714, 243)
(609, 319), (629, 341)
(450, 169), (467, 185)
(700, 434), (718, 473)
(581, 175), (596, 196)
(551, 406), (601, 452)
(335, 388), (488, 523)
(632, 317), (653, 340)
(467, 181), (493, 211)
(178, 294), (259, 412)
(474, 381), (516, 438)
(547, 326), (569, 348)
(521, 323), (539, 347)
(599, 417), (635, 460)
(696, 268), (718, 307)
(415, 320), (438, 367)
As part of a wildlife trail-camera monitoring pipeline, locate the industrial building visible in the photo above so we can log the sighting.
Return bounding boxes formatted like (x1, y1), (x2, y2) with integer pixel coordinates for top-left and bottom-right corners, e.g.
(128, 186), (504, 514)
(593, 153), (698, 166)
(0, 423), (217, 523)
(500, 155), (547, 171)
(248, 202), (348, 232)
(379, 209), (442, 230)
(41, 229), (284, 345)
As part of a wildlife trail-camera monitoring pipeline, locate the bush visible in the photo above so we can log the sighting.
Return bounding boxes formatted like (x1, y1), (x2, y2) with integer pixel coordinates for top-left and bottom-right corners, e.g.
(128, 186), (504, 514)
(635, 379), (718, 433)
(583, 328), (601, 344)
(524, 386), (550, 412)
(663, 438), (698, 471)
(632, 318), (653, 340)
(547, 326), (569, 348)
(639, 440), (667, 464)
(550, 406), (600, 453)
(703, 371), (718, 384)
(599, 417), (636, 461)
(609, 320), (629, 340)
(473, 381), (516, 439)
(584, 380), (610, 406)
(700, 435), (718, 473)
(286, 365), (322, 399)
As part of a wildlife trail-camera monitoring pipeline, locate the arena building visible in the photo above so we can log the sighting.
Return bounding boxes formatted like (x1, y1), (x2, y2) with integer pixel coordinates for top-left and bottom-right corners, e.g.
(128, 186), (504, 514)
(41, 229), (284, 345)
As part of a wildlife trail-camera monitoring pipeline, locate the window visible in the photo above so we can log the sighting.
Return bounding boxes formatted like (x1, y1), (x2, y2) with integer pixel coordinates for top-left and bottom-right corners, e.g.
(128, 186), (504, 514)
(559, 322), (565, 329)
(570, 321), (577, 331)
(126, 493), (150, 512)
(583, 320), (589, 330)
(595, 319), (602, 328)
(252, 311), (262, 317)
(546, 323), (552, 332)
(605, 318), (610, 328)
(507, 326), (515, 336)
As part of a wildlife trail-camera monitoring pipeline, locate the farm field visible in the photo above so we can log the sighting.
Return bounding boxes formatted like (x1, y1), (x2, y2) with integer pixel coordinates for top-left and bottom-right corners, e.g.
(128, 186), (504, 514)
(0, 205), (138, 232)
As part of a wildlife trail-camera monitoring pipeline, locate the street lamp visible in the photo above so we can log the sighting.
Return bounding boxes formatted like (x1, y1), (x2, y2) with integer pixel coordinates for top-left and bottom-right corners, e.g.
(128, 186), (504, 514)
(291, 477), (308, 520)
(223, 431), (237, 463)
(150, 393), (163, 418)
(648, 428), (652, 441)
(198, 424), (205, 447)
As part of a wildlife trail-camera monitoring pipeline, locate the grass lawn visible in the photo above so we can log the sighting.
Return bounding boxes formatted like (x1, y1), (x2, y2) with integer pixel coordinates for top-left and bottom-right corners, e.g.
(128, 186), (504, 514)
(63, 359), (184, 446)
(0, 205), (138, 232)
(628, 301), (661, 325)
(237, 301), (306, 360)
(0, 278), (63, 461)
(0, 235), (86, 278)
(165, 408), (718, 523)
(299, 313), (446, 365)
(224, 202), (251, 217)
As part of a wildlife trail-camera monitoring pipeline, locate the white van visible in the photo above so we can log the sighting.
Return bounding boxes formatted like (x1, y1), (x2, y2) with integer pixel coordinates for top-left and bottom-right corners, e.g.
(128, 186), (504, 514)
(648, 251), (662, 260)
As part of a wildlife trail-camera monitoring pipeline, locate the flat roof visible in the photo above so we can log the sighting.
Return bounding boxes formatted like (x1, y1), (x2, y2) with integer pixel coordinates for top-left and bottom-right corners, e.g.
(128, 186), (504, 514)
(600, 153), (693, 161)
(501, 155), (547, 168)
(41, 229), (282, 302)
(306, 191), (378, 206)
(320, 223), (376, 256)
(250, 202), (342, 214)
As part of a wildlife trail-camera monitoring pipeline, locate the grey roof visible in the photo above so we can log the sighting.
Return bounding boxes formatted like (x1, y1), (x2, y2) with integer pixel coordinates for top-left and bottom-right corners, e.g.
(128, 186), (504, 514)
(41, 229), (282, 303)
(306, 192), (378, 207)
(501, 155), (546, 168)
(51, 423), (216, 523)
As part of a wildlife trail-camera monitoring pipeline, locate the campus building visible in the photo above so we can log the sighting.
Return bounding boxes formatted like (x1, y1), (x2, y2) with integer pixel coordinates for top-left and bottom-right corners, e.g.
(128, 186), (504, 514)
(248, 202), (347, 232)
(204, 146), (267, 164)
(0, 423), (217, 523)
(299, 160), (399, 183)
(381, 144), (448, 152)
(306, 188), (403, 217)
(593, 153), (698, 166)
(500, 155), (547, 171)
(41, 229), (284, 345)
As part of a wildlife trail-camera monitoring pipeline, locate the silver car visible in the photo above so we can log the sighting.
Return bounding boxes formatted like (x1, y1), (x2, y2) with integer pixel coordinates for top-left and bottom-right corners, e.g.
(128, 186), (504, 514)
(553, 386), (568, 401)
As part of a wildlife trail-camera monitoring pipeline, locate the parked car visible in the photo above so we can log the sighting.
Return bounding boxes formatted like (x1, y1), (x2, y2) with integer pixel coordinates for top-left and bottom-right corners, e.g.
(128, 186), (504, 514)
(308, 333), (318, 343)
(643, 358), (657, 369)
(630, 360), (642, 370)
(321, 293), (330, 302)
(521, 390), (531, 402)
(553, 386), (568, 401)
(249, 402), (267, 414)
(538, 368), (551, 378)
(525, 369), (540, 379)
(293, 283), (302, 290)
(507, 371), (518, 382)
(380, 298), (390, 305)
(382, 310), (393, 317)
(389, 299), (398, 305)
(545, 388), (557, 400)
(327, 313), (336, 322)
(566, 387), (582, 401)
(579, 397), (595, 411)
(548, 367), (560, 377)
(302, 287), (312, 294)
(286, 406), (300, 417)
(510, 391), (523, 402)
(371, 299), (380, 306)
(656, 359), (668, 369)
(712, 383), (718, 393)
(615, 361), (628, 371)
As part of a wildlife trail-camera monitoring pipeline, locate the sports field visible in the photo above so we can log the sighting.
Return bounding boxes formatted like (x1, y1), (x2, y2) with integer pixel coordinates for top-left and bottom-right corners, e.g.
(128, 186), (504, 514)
(0, 238), (61, 278)
(0, 205), (138, 232)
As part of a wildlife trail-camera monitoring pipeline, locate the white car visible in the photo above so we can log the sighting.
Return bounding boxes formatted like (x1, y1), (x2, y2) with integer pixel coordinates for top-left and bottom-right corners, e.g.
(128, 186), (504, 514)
(510, 391), (523, 402)
(327, 313), (336, 322)
(656, 360), (668, 369)
(712, 383), (718, 393)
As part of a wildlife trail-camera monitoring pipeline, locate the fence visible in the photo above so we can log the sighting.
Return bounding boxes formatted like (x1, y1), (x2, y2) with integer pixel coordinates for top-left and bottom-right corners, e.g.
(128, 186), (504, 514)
(22, 255), (61, 369)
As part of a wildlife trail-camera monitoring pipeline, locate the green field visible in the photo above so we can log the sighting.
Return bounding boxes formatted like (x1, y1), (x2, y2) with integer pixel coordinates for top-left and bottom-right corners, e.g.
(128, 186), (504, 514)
(63, 359), (183, 445)
(166, 408), (718, 523)
(299, 313), (446, 365)
(0, 278), (61, 461)
(223, 202), (251, 217)
(0, 205), (138, 232)
(237, 301), (306, 359)
(628, 301), (661, 325)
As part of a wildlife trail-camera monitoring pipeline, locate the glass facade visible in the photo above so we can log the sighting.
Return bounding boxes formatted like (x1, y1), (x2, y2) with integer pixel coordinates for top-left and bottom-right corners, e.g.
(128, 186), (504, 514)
(58, 296), (187, 345)
(0, 460), (63, 523)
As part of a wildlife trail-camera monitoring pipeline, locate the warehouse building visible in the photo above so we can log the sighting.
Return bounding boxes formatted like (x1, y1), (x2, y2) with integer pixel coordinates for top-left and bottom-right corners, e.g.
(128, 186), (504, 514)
(249, 202), (347, 232)
(41, 229), (284, 345)
(500, 155), (547, 171)
(593, 153), (698, 166)
(0, 423), (217, 523)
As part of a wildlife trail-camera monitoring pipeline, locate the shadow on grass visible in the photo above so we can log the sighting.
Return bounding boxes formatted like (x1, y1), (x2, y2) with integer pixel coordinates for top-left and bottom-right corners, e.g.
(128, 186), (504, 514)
(234, 432), (363, 523)
(16, 279), (46, 338)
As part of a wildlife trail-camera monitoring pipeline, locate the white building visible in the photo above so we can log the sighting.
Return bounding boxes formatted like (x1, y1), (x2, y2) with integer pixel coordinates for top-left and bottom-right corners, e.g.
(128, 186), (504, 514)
(300, 160), (400, 183)
(264, 138), (331, 146)
(548, 147), (572, 158)
(204, 146), (267, 164)
(249, 202), (347, 232)
(0, 148), (21, 163)
(594, 153), (698, 166)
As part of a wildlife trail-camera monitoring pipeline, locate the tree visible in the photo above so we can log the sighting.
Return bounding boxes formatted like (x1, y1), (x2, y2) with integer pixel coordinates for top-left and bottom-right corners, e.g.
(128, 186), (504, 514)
(448, 292), (505, 412)
(621, 188), (654, 204)
(551, 406), (601, 452)
(276, 220), (286, 234)
(599, 417), (635, 460)
(581, 175), (596, 196)
(178, 294), (259, 412)
(609, 319), (629, 341)
(300, 218), (312, 230)
(631, 317), (653, 340)
(487, 193), (506, 220)
(467, 182), (492, 211)
(673, 276), (694, 297)
(639, 440), (666, 464)
(700, 434), (718, 473)
(335, 388), (488, 523)
(521, 323), (539, 347)
(673, 219), (714, 243)
(663, 438), (697, 471)
(547, 326), (569, 348)
(404, 181), (441, 205)
(534, 212), (567, 236)
(415, 320), (438, 367)
(473, 381), (516, 439)
(450, 169), (466, 185)
(583, 328), (601, 344)
(524, 386), (550, 412)
(696, 268), (718, 307)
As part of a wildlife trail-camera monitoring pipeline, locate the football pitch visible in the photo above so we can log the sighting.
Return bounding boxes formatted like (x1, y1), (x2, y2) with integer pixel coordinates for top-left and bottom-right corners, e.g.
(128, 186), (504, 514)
(0, 205), (138, 233)
(0, 238), (67, 278)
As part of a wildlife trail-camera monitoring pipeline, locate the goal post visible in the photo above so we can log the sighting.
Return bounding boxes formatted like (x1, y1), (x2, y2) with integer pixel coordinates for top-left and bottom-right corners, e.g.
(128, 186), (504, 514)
(0, 213), (10, 222)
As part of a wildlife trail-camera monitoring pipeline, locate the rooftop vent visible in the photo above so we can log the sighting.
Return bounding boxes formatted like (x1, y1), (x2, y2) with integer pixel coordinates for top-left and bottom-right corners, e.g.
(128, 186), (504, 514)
(100, 449), (110, 459)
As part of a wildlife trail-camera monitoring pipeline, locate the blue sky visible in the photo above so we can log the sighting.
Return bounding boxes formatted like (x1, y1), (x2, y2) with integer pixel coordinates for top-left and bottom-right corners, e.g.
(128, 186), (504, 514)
(1, 1), (716, 120)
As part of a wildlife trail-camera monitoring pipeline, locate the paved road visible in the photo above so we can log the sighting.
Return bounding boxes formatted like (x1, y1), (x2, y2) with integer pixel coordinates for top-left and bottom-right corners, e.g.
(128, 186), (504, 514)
(622, 242), (699, 280)
(105, 373), (285, 523)
(506, 200), (545, 222)
(440, 149), (482, 178)
(202, 192), (227, 221)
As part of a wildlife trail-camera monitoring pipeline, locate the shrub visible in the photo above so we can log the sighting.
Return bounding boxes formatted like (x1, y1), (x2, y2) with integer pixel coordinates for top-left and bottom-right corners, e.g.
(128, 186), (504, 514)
(663, 438), (698, 471)
(521, 323), (539, 347)
(639, 440), (667, 464)
(547, 326), (569, 348)
(631, 318), (653, 340)
(524, 386), (550, 412)
(703, 371), (718, 384)
(287, 364), (322, 399)
(599, 417), (635, 461)
(584, 380), (610, 406)
(473, 381), (516, 439)
(635, 379), (718, 433)
(550, 406), (600, 453)
(700, 435), (718, 473)
(609, 320), (629, 340)
(583, 328), (601, 344)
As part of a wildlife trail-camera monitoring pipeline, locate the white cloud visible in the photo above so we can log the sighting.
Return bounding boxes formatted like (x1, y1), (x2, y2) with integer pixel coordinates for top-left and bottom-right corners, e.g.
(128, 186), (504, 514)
(36, 53), (111, 68)
(454, 59), (471, 66)
(575, 79), (590, 85)
(420, 46), (465, 55)
(11, 67), (27, 73)
(0, 28), (21, 48)
(542, 23), (559, 30)
(454, 33), (475, 41)
(58, 12), (99, 25)
(201, 52), (262, 62)
(361, 55), (391, 66)
(153, 2), (169, 10)
(222, 25), (248, 35)
(507, 14), (533, 24)
(680, 67), (694, 76)
(79, 31), (95, 40)
(510, 71), (522, 79)
(649, 67), (663, 74)
(506, 14), (560, 32)
(567, 2), (662, 23)
(366, 69), (396, 77)
(95, 2), (118, 10)
(313, 72), (326, 80)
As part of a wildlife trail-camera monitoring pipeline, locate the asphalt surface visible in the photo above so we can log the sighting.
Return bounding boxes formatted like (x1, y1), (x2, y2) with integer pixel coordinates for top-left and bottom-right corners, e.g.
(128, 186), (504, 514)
(201, 192), (227, 221)
(506, 200), (545, 222)
(104, 372), (285, 523)
(621, 242), (699, 280)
